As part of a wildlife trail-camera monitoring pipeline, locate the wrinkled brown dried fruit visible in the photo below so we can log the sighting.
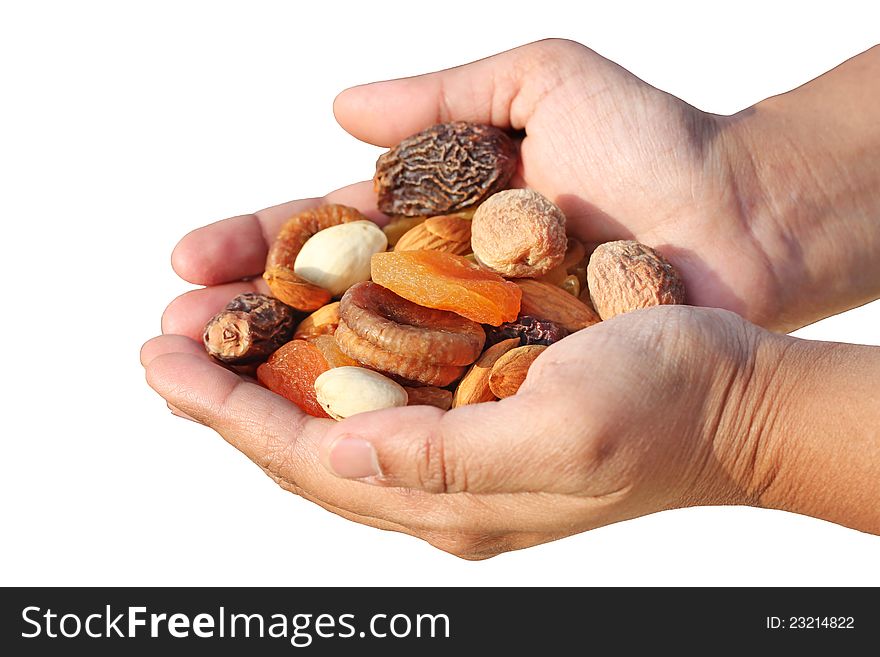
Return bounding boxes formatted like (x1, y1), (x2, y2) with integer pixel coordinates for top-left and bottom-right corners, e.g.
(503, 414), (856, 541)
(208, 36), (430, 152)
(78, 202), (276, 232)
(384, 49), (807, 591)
(405, 386), (453, 410)
(256, 340), (331, 418)
(488, 344), (547, 398)
(203, 293), (296, 365)
(587, 240), (686, 320)
(485, 316), (568, 348)
(263, 204), (369, 310)
(335, 319), (465, 387)
(340, 282), (485, 366)
(374, 122), (517, 216)
(452, 338), (520, 407)
(514, 279), (600, 333)
(471, 189), (568, 278)
(394, 214), (472, 255)
(294, 302), (340, 340)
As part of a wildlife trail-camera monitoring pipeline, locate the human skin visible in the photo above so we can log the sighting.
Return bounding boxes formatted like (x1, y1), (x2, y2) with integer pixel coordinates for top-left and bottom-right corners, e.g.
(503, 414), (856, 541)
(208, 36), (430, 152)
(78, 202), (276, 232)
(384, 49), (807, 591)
(142, 40), (880, 557)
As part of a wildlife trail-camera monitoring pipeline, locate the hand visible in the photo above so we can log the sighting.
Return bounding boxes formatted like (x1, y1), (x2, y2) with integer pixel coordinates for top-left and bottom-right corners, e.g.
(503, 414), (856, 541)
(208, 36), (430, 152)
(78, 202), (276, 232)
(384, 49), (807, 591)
(144, 305), (777, 558)
(145, 40), (880, 557)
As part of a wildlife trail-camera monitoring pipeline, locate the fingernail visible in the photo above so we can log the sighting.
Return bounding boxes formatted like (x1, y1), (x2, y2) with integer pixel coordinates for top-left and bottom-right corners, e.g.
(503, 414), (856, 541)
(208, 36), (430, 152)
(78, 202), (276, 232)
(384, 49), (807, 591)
(328, 436), (381, 479)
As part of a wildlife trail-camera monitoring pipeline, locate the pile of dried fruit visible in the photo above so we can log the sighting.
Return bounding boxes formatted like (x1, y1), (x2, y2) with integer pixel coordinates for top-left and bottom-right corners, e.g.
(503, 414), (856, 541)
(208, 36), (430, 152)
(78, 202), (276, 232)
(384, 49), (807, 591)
(203, 121), (686, 419)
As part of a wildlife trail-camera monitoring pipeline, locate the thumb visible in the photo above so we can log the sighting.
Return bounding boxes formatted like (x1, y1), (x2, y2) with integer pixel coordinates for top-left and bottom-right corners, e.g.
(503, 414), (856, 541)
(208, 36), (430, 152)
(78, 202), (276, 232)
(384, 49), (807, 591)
(318, 392), (586, 495)
(332, 38), (591, 147)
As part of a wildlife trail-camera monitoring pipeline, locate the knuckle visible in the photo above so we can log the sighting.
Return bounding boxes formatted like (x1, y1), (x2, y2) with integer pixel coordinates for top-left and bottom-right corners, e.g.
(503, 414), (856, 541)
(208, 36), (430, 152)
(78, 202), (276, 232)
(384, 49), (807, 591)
(413, 428), (458, 493)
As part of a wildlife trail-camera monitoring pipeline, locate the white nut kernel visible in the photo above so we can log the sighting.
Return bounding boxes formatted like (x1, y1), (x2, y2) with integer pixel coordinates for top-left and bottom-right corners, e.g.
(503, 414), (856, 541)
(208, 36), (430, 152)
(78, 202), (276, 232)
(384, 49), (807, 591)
(314, 366), (407, 420)
(294, 220), (387, 297)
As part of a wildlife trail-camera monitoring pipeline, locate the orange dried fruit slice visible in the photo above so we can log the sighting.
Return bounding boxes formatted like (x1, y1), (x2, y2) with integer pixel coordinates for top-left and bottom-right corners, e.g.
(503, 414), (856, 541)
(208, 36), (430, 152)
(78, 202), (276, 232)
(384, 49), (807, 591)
(371, 250), (521, 326)
(256, 340), (330, 418)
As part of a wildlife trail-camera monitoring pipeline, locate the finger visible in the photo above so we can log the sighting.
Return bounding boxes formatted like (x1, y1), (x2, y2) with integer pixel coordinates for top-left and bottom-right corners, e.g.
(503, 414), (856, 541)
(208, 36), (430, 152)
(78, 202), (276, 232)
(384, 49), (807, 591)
(318, 391), (586, 495)
(171, 180), (383, 286)
(160, 280), (267, 340)
(142, 345), (547, 532)
(141, 333), (206, 367)
(144, 349), (433, 520)
(333, 38), (587, 146)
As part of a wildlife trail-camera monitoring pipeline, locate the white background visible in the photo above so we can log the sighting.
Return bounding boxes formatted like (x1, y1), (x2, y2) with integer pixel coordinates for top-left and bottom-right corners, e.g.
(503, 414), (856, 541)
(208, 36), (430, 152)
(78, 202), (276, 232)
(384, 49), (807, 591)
(1, 0), (877, 586)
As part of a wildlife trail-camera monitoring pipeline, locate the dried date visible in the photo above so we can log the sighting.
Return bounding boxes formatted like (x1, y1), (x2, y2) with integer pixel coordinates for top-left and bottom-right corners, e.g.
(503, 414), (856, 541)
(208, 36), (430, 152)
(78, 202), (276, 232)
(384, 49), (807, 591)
(203, 293), (296, 364)
(374, 122), (518, 216)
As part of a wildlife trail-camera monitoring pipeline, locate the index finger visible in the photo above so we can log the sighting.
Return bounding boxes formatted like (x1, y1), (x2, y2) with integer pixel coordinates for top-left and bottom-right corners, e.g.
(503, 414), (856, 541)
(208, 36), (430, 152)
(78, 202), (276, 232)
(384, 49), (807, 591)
(171, 180), (383, 286)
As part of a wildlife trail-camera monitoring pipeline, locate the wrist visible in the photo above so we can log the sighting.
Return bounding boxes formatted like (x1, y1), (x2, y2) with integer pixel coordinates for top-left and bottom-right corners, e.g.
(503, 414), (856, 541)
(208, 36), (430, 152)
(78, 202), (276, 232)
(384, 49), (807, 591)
(718, 330), (880, 533)
(719, 53), (880, 331)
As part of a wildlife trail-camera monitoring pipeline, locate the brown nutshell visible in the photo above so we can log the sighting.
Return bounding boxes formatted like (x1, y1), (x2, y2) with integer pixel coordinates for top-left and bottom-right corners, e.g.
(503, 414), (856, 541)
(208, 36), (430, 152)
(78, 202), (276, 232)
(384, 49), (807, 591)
(374, 122), (518, 216)
(203, 293), (296, 365)
(587, 240), (686, 320)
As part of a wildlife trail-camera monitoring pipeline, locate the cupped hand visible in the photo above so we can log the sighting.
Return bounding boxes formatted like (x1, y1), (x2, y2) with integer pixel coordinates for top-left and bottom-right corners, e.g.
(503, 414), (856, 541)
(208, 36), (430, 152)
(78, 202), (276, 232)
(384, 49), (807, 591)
(143, 304), (778, 559)
(144, 39), (797, 557)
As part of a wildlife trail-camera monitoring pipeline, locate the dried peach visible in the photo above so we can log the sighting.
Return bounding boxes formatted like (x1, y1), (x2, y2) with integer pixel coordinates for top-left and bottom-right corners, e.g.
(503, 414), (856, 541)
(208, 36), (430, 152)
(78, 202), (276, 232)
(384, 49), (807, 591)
(256, 340), (330, 418)
(371, 250), (521, 326)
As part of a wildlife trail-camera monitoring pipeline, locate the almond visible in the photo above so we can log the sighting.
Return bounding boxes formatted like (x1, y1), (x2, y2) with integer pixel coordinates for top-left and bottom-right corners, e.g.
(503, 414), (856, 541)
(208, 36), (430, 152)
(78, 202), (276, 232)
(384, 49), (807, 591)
(424, 214), (472, 243)
(451, 338), (520, 407)
(488, 344), (547, 398)
(293, 301), (340, 340)
(514, 279), (601, 333)
(395, 214), (471, 255)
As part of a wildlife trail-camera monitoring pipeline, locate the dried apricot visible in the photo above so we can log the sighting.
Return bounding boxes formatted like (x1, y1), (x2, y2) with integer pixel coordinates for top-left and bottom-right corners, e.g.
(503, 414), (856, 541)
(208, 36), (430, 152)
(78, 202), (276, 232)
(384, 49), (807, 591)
(371, 250), (521, 326)
(339, 282), (484, 366)
(256, 340), (330, 418)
